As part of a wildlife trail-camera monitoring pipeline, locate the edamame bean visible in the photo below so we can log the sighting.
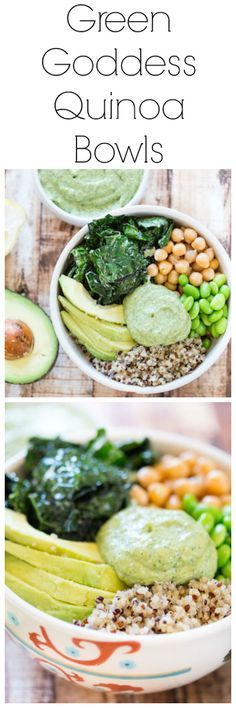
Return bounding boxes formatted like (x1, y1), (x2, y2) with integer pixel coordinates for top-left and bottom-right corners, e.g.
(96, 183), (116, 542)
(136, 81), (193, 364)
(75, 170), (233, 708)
(200, 282), (211, 298)
(225, 534), (231, 546)
(211, 323), (219, 338)
(223, 514), (231, 531)
(178, 274), (189, 286)
(208, 309), (224, 323)
(195, 322), (207, 336)
(190, 331), (199, 338)
(189, 302), (200, 320)
(211, 293), (226, 311)
(214, 274), (226, 287)
(215, 317), (227, 335)
(202, 337), (211, 349)
(182, 494), (198, 515)
(201, 314), (212, 327)
(222, 505), (231, 516)
(220, 284), (230, 301)
(184, 296), (194, 312)
(193, 504), (222, 522)
(191, 316), (201, 330)
(215, 573), (225, 582)
(183, 284), (200, 300)
(211, 523), (227, 547)
(180, 294), (187, 303)
(223, 304), (228, 317)
(217, 544), (230, 568)
(198, 512), (215, 533)
(211, 281), (219, 295)
(199, 299), (212, 315)
(222, 560), (231, 578)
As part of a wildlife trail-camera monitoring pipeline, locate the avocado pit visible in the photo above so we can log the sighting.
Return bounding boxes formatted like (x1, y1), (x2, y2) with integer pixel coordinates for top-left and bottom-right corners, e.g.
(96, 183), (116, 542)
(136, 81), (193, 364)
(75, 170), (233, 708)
(5, 319), (34, 360)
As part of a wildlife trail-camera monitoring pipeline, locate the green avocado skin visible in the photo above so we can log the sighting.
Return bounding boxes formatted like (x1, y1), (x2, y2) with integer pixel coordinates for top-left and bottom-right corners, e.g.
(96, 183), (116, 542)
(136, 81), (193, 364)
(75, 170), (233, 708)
(97, 506), (217, 587)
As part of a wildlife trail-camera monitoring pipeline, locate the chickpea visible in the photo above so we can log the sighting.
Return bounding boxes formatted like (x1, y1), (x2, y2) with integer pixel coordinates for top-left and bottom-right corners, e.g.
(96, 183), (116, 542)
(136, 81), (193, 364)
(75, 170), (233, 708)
(172, 243), (186, 257)
(184, 227), (198, 243)
(205, 470), (230, 496)
(155, 273), (167, 284)
(202, 267), (215, 281)
(153, 462), (165, 480)
(195, 253), (210, 269)
(165, 282), (177, 291)
(168, 254), (178, 265)
(201, 495), (222, 508)
(164, 241), (173, 254)
(210, 258), (219, 270)
(180, 451), (197, 471)
(189, 272), (203, 286)
(137, 466), (161, 487)
(168, 269), (178, 285)
(154, 248), (168, 262)
(192, 236), (206, 251)
(193, 456), (215, 475)
(171, 228), (185, 243)
(148, 482), (171, 507)
(205, 247), (214, 261)
(175, 260), (190, 274)
(185, 249), (197, 264)
(130, 484), (149, 506)
(147, 263), (158, 277)
(166, 494), (182, 510)
(159, 260), (173, 276)
(172, 476), (205, 498)
(161, 455), (189, 480)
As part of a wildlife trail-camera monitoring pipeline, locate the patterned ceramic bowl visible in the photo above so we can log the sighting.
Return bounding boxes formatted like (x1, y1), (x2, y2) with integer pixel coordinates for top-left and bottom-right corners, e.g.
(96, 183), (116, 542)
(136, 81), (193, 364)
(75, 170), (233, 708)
(5, 430), (231, 694)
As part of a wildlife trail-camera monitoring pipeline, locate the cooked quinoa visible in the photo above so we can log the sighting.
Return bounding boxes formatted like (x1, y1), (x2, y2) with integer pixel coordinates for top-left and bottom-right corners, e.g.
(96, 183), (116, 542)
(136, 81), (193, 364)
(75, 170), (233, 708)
(90, 338), (206, 387)
(76, 579), (231, 635)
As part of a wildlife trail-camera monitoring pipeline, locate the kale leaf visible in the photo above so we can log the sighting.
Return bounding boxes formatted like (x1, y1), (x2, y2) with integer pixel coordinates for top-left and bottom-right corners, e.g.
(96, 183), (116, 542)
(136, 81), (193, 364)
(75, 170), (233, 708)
(6, 430), (157, 541)
(66, 213), (173, 305)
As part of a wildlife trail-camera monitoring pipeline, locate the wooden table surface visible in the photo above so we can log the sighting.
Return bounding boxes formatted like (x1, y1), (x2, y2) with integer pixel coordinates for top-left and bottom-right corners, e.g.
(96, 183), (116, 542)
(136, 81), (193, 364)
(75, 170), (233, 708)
(5, 401), (231, 703)
(5, 169), (231, 398)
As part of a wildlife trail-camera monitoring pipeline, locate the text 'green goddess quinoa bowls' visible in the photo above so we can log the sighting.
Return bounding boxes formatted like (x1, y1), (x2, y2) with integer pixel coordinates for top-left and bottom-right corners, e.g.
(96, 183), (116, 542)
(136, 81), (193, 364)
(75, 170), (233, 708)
(34, 169), (148, 227)
(50, 206), (231, 394)
(5, 430), (231, 693)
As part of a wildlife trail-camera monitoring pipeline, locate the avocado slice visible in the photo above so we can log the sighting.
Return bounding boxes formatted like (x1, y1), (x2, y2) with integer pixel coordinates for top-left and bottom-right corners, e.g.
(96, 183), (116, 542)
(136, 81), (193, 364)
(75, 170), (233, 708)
(5, 510), (102, 563)
(5, 553), (114, 605)
(59, 275), (125, 324)
(5, 540), (125, 592)
(61, 311), (116, 361)
(59, 296), (134, 344)
(5, 289), (58, 384)
(5, 571), (92, 622)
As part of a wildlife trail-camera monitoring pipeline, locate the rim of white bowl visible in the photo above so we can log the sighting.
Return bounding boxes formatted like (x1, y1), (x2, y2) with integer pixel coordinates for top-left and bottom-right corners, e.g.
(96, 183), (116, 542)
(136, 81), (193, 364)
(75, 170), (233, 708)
(34, 169), (149, 227)
(50, 205), (231, 395)
(5, 428), (231, 642)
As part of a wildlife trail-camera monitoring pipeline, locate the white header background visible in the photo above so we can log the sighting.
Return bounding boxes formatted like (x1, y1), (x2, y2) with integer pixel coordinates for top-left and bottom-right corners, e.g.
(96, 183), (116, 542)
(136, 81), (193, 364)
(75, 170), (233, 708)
(2, 0), (234, 167)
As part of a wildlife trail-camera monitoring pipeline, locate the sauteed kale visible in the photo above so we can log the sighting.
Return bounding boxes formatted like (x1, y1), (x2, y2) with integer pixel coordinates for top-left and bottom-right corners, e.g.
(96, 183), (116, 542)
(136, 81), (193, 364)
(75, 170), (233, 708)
(67, 213), (173, 305)
(6, 429), (156, 541)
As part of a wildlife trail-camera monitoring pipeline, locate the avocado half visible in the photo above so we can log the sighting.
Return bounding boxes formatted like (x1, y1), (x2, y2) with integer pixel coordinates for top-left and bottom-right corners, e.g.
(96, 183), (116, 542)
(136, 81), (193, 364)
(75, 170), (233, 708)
(5, 289), (58, 384)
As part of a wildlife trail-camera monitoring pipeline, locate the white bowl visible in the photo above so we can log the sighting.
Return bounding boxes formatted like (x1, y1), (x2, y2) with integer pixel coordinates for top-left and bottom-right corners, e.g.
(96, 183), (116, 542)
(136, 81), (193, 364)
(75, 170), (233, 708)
(34, 170), (149, 227)
(5, 429), (231, 694)
(50, 205), (231, 395)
